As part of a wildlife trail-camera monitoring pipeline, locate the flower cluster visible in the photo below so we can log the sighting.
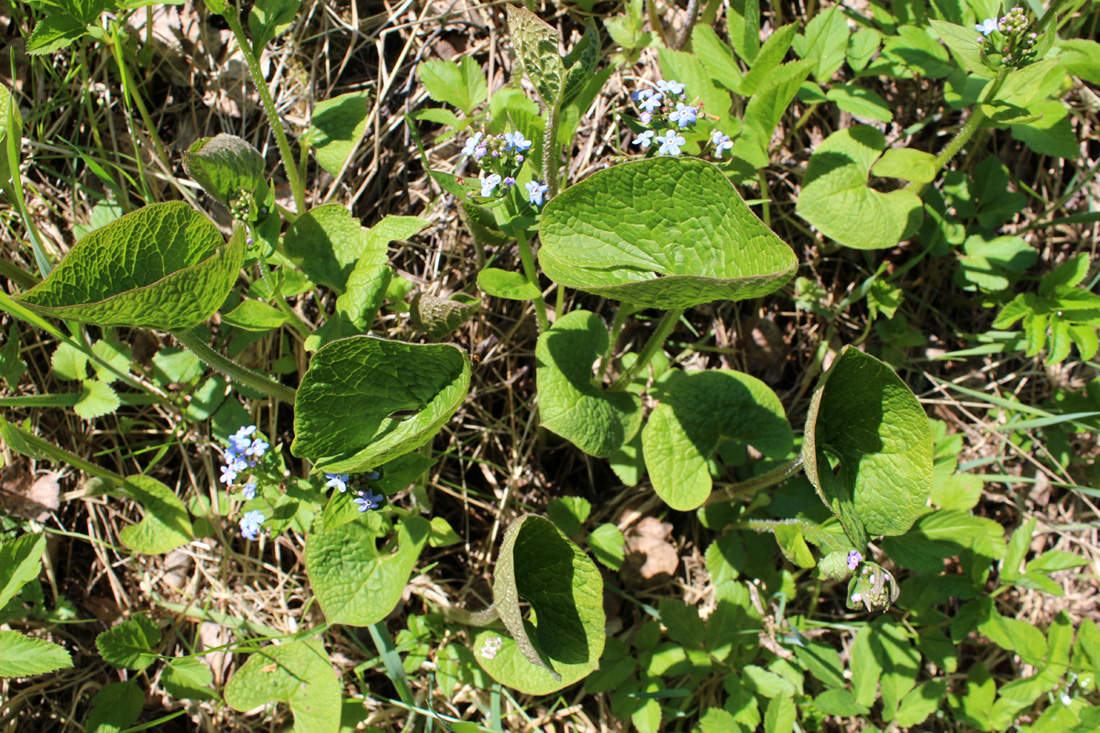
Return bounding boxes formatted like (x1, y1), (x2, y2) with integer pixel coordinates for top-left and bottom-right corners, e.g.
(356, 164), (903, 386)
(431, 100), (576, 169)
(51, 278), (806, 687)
(323, 472), (384, 513)
(220, 425), (269, 488)
(976, 7), (1038, 68)
(239, 509), (266, 541)
(846, 560), (899, 612)
(461, 130), (547, 207)
(629, 79), (701, 158)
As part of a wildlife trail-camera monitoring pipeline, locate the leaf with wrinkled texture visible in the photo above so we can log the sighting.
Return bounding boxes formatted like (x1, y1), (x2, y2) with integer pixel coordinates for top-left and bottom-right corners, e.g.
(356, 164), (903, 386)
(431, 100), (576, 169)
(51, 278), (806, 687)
(183, 134), (267, 206)
(224, 639), (339, 733)
(505, 4), (564, 107)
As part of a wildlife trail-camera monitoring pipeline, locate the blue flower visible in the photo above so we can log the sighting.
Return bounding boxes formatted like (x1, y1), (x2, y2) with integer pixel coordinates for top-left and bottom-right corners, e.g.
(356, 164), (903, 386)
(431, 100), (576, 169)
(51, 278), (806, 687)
(525, 181), (549, 207)
(353, 490), (383, 513)
(503, 176), (516, 187)
(461, 132), (483, 157)
(633, 130), (655, 149)
(655, 129), (685, 156)
(639, 112), (652, 125)
(639, 93), (663, 112)
(239, 509), (265, 540)
(503, 131), (532, 153)
(975, 17), (999, 35)
(242, 483), (257, 501)
(846, 550), (863, 571)
(325, 473), (349, 493)
(657, 79), (685, 96)
(631, 89), (654, 102)
(710, 130), (733, 159)
(669, 103), (698, 129)
(219, 463), (238, 485)
(230, 425), (257, 453)
(480, 173), (502, 198)
(246, 436), (268, 458)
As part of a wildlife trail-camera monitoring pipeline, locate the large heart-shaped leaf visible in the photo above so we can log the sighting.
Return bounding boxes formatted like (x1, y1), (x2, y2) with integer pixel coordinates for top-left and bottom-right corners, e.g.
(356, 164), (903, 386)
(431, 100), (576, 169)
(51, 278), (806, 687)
(802, 347), (933, 547)
(291, 336), (471, 473)
(538, 158), (796, 309)
(305, 516), (429, 625)
(642, 370), (793, 511)
(796, 126), (923, 250)
(15, 203), (245, 330)
(535, 310), (642, 458)
(224, 639), (339, 733)
(474, 515), (605, 695)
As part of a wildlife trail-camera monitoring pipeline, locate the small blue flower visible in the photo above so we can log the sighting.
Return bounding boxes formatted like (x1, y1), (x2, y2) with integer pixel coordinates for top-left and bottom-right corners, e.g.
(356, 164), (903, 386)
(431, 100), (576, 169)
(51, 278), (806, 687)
(631, 89), (654, 102)
(365, 470), (381, 480)
(526, 181), (549, 207)
(975, 17), (999, 35)
(461, 132), (483, 157)
(657, 79), (685, 96)
(503, 176), (516, 187)
(639, 93), (663, 112)
(847, 550), (863, 571)
(354, 490), (383, 513)
(503, 131), (532, 153)
(325, 473), (349, 493)
(239, 509), (266, 540)
(242, 483), (257, 501)
(219, 463), (238, 485)
(480, 173), (502, 198)
(230, 425), (257, 453)
(633, 130), (655, 149)
(639, 111), (652, 125)
(710, 130), (733, 159)
(669, 103), (698, 128)
(655, 129), (685, 156)
(246, 437), (268, 458)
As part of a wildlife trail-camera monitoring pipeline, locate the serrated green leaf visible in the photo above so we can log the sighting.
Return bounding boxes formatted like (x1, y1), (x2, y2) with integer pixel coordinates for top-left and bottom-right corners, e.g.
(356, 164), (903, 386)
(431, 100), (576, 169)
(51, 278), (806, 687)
(802, 346), (933, 546)
(74, 379), (120, 419)
(292, 336), (470, 473)
(539, 158), (795, 308)
(477, 268), (541, 301)
(814, 688), (869, 716)
(763, 694), (796, 733)
(305, 91), (371, 176)
(736, 60), (814, 168)
(96, 614), (162, 671)
(418, 56), (487, 115)
(896, 679), (946, 727)
(929, 20), (991, 77)
(15, 203), (245, 330)
(642, 369), (791, 510)
(118, 475), (193, 555)
(90, 339), (131, 384)
(797, 126), (923, 250)
(691, 25), (744, 93)
(475, 515), (605, 694)
(85, 679), (143, 733)
(1011, 100), (1081, 159)
(162, 656), (217, 700)
(0, 631), (72, 678)
(182, 134), (267, 206)
(26, 14), (87, 55)
(224, 639), (340, 733)
(51, 342), (88, 381)
(872, 620), (919, 722)
(881, 25), (953, 79)
(535, 310), (642, 458)
(0, 533), (46, 610)
(305, 516), (429, 625)
(727, 0), (760, 63)
(658, 598), (705, 649)
(792, 6), (849, 82)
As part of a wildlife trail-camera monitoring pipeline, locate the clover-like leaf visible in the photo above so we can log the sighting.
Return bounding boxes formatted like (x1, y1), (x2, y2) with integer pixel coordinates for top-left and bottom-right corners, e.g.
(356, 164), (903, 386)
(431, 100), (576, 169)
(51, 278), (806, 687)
(642, 370), (793, 511)
(796, 126), (923, 250)
(539, 158), (796, 309)
(224, 639), (340, 733)
(802, 347), (933, 548)
(291, 336), (471, 473)
(182, 134), (267, 206)
(118, 475), (193, 555)
(505, 4), (565, 108)
(14, 203), (245, 330)
(535, 310), (642, 458)
(305, 516), (429, 625)
(304, 91), (371, 176)
(474, 515), (605, 694)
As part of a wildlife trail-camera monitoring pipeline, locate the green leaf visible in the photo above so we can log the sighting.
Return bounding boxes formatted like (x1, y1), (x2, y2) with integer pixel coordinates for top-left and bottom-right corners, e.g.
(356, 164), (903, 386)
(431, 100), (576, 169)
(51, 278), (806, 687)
(871, 148), (938, 183)
(881, 25), (953, 79)
(292, 336), (471, 473)
(96, 614), (162, 671)
(736, 60), (814, 169)
(0, 533), (46, 610)
(587, 523), (625, 571)
(182, 134), (267, 206)
(802, 346), (934, 547)
(539, 158), (796, 308)
(429, 516), (462, 547)
(726, 0), (760, 63)
(0, 323), (26, 388)
(475, 515), (605, 694)
(248, 0), (301, 52)
(85, 680), (143, 733)
(796, 126), (923, 250)
(1027, 549), (1088, 574)
(51, 342), (88, 381)
(850, 625), (882, 707)
(691, 25), (744, 93)
(0, 631), (72, 678)
(26, 14), (87, 55)
(162, 656), (217, 700)
(814, 688), (869, 716)
(659, 598), (705, 649)
(826, 84), (892, 122)
(1041, 253), (1090, 294)
(545, 496), (591, 537)
(15, 203), (245, 330)
(1011, 100), (1081, 159)
(306, 264), (392, 352)
(1056, 39), (1100, 85)
(956, 235), (1037, 292)
(871, 619), (919, 722)
(74, 379), (120, 419)
(477, 268), (541, 301)
(658, 49), (732, 134)
(896, 679), (946, 727)
(90, 339), (131, 384)
(224, 639), (340, 733)
(418, 56), (487, 115)
(304, 91), (371, 176)
(642, 370), (792, 510)
(410, 292), (480, 340)
(222, 300), (291, 332)
(740, 23), (799, 96)
(305, 516), (429, 625)
(792, 6), (849, 82)
(118, 475), (193, 555)
(929, 20), (990, 77)
(505, 4), (565, 107)
(763, 694), (796, 733)
(535, 310), (642, 458)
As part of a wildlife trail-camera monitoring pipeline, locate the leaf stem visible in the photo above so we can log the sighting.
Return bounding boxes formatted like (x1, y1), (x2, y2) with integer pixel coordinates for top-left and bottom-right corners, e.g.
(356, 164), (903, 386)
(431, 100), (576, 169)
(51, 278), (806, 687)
(598, 304), (632, 380)
(367, 622), (416, 707)
(704, 453), (805, 506)
(224, 5), (306, 214)
(505, 197), (550, 333)
(172, 327), (297, 405)
(542, 102), (561, 198)
(610, 308), (684, 391)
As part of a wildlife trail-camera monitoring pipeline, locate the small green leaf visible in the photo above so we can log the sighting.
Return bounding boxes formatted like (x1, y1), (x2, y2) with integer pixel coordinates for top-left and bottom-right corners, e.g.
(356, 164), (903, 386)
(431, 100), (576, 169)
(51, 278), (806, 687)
(881, 25), (953, 79)
(539, 158), (796, 308)
(15, 203), (246, 330)
(222, 300), (291, 332)
(26, 14), (87, 55)
(740, 23), (799, 95)
(814, 688), (869, 716)
(162, 656), (217, 700)
(304, 91), (371, 176)
(429, 517), (462, 547)
(0, 631), (72, 678)
(535, 310), (642, 458)
(736, 60), (814, 169)
(505, 4), (565, 107)
(410, 292), (480, 340)
(95, 614), (162, 671)
(872, 619), (919, 721)
(792, 6), (849, 82)
(90, 339), (131, 384)
(802, 346), (933, 547)
(118, 475), (194, 555)
(74, 379), (120, 419)
(871, 148), (938, 183)
(306, 264), (393, 352)
(182, 134), (267, 206)
(305, 516), (429, 625)
(826, 84), (892, 123)
(763, 694), (796, 733)
(292, 336), (471, 473)
(896, 679), (946, 727)
(545, 496), (591, 537)
(658, 599), (705, 649)
(51, 342), (88, 381)
(477, 268), (541, 301)
(1011, 100), (1081, 159)
(587, 523), (625, 571)
(418, 56), (487, 115)
(797, 126), (923, 250)
(224, 639), (340, 733)
(691, 25), (744, 93)
(248, 0), (301, 52)
(85, 680), (143, 733)
(851, 625), (882, 707)
(0, 533), (46, 609)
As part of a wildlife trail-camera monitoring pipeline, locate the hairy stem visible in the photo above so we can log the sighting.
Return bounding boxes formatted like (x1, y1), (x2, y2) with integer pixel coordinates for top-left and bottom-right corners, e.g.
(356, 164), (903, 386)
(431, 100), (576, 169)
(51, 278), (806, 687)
(172, 328), (297, 405)
(542, 102), (562, 198)
(704, 454), (805, 506)
(610, 308), (684, 391)
(506, 198), (550, 333)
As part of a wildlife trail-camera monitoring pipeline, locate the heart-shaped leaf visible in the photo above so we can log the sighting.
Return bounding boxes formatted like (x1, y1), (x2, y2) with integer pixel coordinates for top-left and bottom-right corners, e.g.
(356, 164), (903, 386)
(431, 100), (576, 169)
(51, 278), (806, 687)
(477, 268), (541, 301)
(539, 158), (797, 309)
(642, 370), (793, 511)
(182, 134), (267, 206)
(535, 310), (642, 458)
(291, 336), (471, 473)
(474, 515), (605, 694)
(802, 347), (933, 547)
(118, 475), (193, 555)
(15, 203), (245, 330)
(303, 91), (371, 176)
(224, 639), (340, 733)
(796, 126), (923, 250)
(305, 516), (429, 625)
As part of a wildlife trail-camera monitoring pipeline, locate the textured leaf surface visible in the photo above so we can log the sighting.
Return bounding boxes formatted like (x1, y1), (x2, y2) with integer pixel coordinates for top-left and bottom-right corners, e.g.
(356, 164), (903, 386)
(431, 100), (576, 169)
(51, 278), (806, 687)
(505, 4), (564, 106)
(224, 639), (339, 733)
(118, 475), (193, 555)
(0, 631), (72, 678)
(15, 203), (245, 330)
(796, 126), (922, 250)
(292, 336), (470, 472)
(418, 56), (487, 114)
(643, 370), (792, 510)
(95, 615), (162, 671)
(305, 516), (429, 625)
(802, 346), (933, 546)
(535, 310), (642, 458)
(476, 515), (605, 694)
(74, 379), (120, 420)
(539, 158), (796, 308)
(182, 134), (266, 205)
(305, 91), (371, 176)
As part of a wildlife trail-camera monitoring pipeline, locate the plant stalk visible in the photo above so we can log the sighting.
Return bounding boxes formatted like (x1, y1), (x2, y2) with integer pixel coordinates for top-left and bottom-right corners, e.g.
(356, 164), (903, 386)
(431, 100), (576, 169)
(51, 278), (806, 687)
(610, 308), (684, 391)
(172, 327), (297, 405)
(542, 102), (562, 198)
(704, 453), (805, 506)
(506, 198), (550, 333)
